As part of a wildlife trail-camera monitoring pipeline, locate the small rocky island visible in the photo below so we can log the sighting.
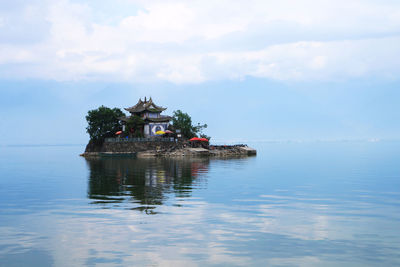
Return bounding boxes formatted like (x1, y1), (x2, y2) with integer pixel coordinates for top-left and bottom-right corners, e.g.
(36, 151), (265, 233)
(81, 97), (256, 158)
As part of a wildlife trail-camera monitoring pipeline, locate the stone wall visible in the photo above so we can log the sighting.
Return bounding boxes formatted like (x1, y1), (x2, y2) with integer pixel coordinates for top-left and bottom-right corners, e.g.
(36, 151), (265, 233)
(82, 140), (257, 157)
(85, 140), (185, 153)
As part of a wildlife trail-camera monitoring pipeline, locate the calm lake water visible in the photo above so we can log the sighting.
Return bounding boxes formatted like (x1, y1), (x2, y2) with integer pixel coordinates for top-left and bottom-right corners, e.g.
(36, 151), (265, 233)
(1, 142), (400, 266)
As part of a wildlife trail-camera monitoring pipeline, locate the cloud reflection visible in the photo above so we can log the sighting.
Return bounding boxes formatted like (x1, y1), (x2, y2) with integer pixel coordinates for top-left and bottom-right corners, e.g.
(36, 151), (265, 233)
(2, 144), (400, 266)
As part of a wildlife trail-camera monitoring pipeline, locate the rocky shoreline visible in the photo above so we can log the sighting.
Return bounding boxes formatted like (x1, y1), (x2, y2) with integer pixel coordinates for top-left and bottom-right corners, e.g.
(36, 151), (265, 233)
(80, 141), (256, 158)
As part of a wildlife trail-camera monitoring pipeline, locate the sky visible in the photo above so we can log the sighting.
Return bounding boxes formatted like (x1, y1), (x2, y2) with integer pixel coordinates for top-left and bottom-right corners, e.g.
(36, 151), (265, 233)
(0, 0), (399, 145)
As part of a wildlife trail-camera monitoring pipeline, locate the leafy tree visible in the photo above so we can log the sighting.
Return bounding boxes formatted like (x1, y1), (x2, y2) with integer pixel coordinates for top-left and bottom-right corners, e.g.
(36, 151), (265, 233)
(195, 123), (209, 140)
(124, 115), (145, 137)
(86, 106), (124, 142)
(199, 133), (211, 141)
(172, 110), (208, 139)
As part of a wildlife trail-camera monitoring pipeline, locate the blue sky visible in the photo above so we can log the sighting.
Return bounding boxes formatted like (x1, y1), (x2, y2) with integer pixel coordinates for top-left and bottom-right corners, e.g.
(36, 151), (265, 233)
(0, 0), (399, 145)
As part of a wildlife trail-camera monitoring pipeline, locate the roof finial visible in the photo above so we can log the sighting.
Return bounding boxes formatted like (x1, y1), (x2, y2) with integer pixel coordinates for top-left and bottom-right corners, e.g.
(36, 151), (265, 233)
(144, 96), (147, 102)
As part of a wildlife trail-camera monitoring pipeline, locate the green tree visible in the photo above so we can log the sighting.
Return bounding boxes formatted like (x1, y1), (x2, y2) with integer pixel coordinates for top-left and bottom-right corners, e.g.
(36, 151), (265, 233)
(124, 115), (145, 137)
(86, 106), (124, 142)
(172, 110), (208, 139)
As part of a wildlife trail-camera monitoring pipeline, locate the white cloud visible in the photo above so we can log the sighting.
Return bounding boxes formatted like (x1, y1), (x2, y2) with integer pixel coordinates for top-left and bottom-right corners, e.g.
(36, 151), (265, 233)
(0, 0), (399, 83)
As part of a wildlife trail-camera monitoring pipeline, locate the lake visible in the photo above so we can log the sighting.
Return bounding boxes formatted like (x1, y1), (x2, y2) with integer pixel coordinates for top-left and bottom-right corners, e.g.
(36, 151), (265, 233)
(1, 142), (400, 266)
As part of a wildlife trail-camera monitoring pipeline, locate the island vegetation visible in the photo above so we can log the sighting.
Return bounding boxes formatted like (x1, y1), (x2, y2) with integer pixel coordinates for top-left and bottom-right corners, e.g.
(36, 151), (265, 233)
(85, 106), (209, 144)
(171, 110), (209, 140)
(86, 106), (124, 144)
(82, 98), (255, 157)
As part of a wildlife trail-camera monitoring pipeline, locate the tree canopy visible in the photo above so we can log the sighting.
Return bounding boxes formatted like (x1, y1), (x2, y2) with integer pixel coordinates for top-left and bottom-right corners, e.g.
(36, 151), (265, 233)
(86, 106), (124, 142)
(172, 110), (208, 139)
(124, 115), (145, 137)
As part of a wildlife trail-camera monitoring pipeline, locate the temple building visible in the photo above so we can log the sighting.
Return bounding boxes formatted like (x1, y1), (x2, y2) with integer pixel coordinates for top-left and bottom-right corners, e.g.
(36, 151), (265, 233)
(121, 97), (172, 137)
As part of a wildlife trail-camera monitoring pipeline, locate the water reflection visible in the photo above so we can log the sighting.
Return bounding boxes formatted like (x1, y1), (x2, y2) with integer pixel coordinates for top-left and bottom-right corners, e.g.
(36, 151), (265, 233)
(86, 157), (210, 213)
(2, 144), (400, 266)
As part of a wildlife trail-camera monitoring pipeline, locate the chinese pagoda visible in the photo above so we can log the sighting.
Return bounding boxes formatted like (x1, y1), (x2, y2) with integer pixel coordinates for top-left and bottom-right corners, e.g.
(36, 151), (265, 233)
(121, 97), (172, 137)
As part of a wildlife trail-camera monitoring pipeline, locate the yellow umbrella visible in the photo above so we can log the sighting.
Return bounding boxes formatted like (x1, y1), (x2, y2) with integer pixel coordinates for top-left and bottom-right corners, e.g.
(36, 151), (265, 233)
(156, 130), (165, 135)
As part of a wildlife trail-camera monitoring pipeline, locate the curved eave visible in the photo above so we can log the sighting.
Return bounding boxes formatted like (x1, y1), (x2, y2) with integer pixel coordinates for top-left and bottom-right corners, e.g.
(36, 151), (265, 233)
(145, 116), (172, 122)
(125, 108), (166, 113)
(125, 107), (145, 113)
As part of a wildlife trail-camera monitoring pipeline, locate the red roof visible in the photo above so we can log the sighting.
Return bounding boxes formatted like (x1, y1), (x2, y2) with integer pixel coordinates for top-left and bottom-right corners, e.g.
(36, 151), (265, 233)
(190, 137), (208, 142)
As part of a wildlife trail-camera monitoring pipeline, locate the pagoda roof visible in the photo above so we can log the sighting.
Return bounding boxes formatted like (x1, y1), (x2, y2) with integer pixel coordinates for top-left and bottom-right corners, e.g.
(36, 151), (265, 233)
(119, 115), (172, 123)
(125, 97), (167, 113)
(145, 116), (172, 123)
